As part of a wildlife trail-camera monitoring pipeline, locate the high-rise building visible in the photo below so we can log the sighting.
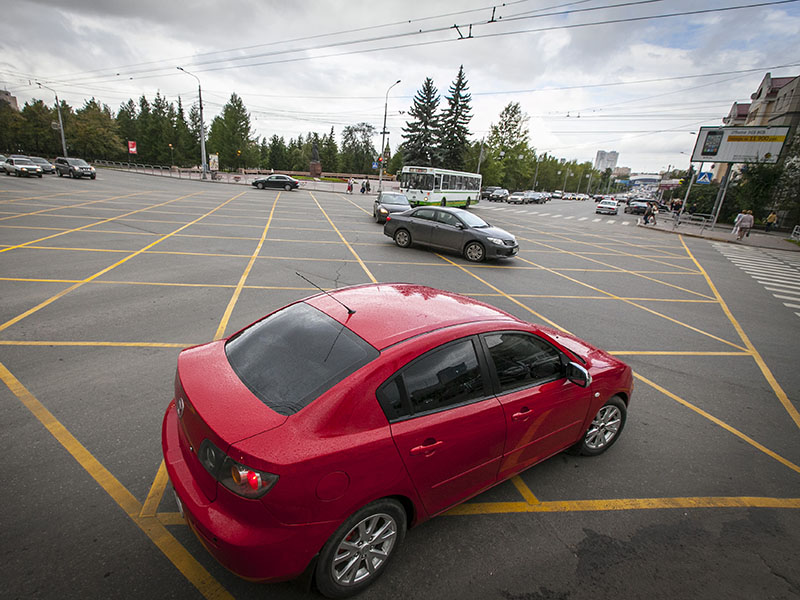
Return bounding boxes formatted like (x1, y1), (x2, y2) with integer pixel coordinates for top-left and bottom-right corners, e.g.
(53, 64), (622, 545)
(594, 150), (619, 171)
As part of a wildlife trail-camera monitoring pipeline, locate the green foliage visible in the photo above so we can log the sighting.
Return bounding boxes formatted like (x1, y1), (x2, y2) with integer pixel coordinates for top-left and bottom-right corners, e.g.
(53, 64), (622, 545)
(773, 132), (800, 226)
(72, 99), (122, 159)
(438, 66), (472, 170)
(0, 102), (25, 153)
(21, 100), (58, 156)
(207, 93), (256, 170)
(340, 123), (377, 174)
(267, 135), (289, 170)
(401, 77), (440, 166)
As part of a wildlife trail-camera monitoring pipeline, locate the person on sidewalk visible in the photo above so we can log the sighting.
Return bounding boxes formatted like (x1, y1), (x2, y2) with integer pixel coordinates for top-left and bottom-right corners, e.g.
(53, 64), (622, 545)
(732, 210), (744, 236)
(765, 211), (777, 232)
(643, 202), (656, 225)
(737, 210), (754, 240)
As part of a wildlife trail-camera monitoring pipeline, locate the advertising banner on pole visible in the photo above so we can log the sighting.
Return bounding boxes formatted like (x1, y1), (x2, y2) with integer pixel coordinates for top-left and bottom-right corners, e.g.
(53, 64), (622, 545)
(690, 126), (789, 164)
(128, 141), (137, 154)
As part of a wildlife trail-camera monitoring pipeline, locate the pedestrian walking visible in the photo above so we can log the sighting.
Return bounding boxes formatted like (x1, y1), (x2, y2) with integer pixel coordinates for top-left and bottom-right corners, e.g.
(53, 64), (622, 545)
(365, 179), (371, 193)
(360, 180), (366, 194)
(737, 210), (754, 240)
(732, 210), (744, 236)
(643, 202), (655, 225)
(347, 178), (353, 194)
(765, 211), (777, 232)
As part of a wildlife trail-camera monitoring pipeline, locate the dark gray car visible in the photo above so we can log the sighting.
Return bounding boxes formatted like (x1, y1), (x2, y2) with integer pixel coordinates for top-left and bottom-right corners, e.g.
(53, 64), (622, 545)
(373, 191), (411, 223)
(383, 206), (518, 262)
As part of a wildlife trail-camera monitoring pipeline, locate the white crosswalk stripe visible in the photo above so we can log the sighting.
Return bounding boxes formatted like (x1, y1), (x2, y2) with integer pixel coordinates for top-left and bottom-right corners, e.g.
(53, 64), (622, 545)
(713, 243), (800, 320)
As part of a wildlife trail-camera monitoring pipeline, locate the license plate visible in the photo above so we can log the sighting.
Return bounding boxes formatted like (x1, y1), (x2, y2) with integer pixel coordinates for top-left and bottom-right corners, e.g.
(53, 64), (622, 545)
(173, 489), (184, 518)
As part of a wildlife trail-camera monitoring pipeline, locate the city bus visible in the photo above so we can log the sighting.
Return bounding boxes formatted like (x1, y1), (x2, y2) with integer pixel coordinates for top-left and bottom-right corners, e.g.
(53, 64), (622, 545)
(399, 166), (482, 207)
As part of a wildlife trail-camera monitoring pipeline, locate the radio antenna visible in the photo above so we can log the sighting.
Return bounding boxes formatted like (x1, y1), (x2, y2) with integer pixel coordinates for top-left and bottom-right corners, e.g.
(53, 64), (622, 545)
(296, 272), (355, 315)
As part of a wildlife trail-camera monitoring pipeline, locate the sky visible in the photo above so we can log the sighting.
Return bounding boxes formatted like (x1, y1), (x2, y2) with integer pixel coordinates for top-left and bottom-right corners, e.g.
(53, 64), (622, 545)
(1, 0), (799, 173)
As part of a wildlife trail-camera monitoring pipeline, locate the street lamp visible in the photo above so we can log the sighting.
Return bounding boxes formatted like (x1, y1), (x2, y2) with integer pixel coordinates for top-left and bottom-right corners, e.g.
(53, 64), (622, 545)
(177, 66), (208, 180)
(35, 81), (67, 158)
(378, 79), (401, 193)
(168, 143), (174, 165)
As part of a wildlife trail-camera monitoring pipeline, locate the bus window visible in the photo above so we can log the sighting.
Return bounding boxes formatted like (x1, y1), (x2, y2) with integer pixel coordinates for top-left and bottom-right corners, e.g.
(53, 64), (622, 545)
(435, 174), (443, 190)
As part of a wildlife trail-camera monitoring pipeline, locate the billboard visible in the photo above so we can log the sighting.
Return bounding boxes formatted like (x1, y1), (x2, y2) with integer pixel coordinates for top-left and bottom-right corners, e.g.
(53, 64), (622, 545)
(691, 126), (789, 164)
(127, 140), (137, 154)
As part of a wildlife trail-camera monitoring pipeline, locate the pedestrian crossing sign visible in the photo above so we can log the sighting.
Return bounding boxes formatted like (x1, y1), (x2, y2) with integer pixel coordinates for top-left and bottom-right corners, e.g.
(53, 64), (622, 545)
(696, 172), (712, 184)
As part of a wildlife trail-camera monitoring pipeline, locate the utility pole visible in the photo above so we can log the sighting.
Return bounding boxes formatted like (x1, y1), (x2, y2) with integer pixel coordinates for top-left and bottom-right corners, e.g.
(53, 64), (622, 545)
(378, 79), (401, 193)
(36, 82), (67, 157)
(476, 138), (485, 174)
(532, 156), (540, 190)
(177, 67), (208, 180)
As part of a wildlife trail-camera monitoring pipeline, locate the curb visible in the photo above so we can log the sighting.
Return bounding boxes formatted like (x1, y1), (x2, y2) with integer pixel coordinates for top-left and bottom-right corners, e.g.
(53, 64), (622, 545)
(636, 222), (800, 252)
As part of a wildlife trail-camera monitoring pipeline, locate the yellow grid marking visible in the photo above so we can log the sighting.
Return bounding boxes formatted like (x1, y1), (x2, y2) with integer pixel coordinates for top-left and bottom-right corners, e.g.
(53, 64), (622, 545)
(310, 192), (377, 283)
(0, 191), (245, 334)
(609, 351), (751, 356)
(0, 191), (81, 205)
(214, 193), (280, 340)
(446, 496), (800, 515)
(511, 476), (540, 504)
(0, 361), (233, 600)
(515, 255), (746, 351)
(0, 191), (148, 223)
(0, 340), (191, 348)
(679, 237), (800, 429)
(0, 191), (203, 254)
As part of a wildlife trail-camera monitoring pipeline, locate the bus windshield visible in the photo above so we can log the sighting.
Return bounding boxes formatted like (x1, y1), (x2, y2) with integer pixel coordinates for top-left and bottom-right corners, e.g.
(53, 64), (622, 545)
(400, 172), (434, 191)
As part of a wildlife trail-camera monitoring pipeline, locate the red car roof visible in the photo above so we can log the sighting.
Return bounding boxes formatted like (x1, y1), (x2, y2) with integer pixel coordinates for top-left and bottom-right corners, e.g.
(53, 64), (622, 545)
(304, 283), (520, 350)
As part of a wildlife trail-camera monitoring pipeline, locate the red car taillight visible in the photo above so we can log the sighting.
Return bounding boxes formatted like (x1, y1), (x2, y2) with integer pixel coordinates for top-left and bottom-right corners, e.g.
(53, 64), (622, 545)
(197, 439), (278, 499)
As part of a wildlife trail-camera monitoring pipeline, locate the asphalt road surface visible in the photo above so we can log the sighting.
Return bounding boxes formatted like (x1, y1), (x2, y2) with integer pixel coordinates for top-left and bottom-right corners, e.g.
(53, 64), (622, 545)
(1, 170), (798, 600)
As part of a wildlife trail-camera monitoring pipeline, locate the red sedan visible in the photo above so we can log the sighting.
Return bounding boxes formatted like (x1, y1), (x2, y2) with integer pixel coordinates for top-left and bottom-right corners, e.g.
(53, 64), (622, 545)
(162, 284), (632, 597)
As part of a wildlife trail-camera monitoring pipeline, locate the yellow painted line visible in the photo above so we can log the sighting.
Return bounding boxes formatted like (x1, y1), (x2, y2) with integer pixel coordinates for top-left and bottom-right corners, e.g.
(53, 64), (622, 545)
(310, 192), (377, 283)
(519, 236), (714, 299)
(214, 193), (280, 340)
(515, 256), (747, 352)
(609, 351), (751, 357)
(0, 191), (147, 223)
(157, 513), (186, 526)
(435, 254), (570, 332)
(0, 191), (203, 253)
(0, 191), (79, 205)
(0, 340), (190, 348)
(0, 191), (246, 334)
(141, 460), (170, 518)
(0, 361), (233, 600)
(680, 237), (800, 430)
(335, 192), (374, 215)
(511, 476), (540, 504)
(445, 496), (800, 515)
(635, 372), (800, 474)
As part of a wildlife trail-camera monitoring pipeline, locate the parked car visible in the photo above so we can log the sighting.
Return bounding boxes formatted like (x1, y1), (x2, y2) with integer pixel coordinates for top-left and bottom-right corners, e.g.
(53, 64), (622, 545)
(489, 188), (509, 202)
(251, 174), (300, 191)
(551, 190), (563, 199)
(55, 157), (96, 179)
(373, 191), (411, 223)
(0, 154), (7, 168)
(481, 186), (501, 200)
(524, 191), (547, 204)
(507, 191), (526, 204)
(162, 282), (633, 597)
(384, 206), (518, 262)
(595, 199), (619, 215)
(3, 157), (43, 177)
(28, 156), (56, 174)
(624, 201), (648, 215)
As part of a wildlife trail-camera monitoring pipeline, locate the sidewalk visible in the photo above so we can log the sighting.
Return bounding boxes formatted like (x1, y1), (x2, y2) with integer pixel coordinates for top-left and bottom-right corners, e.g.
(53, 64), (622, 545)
(639, 219), (800, 252)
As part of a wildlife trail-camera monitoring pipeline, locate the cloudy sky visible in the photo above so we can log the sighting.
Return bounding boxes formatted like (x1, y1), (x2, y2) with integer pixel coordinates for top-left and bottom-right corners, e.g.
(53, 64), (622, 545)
(2, 0), (799, 172)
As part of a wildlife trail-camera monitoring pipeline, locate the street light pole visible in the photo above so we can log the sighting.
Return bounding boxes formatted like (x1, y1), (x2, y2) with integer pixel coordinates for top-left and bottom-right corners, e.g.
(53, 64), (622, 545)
(378, 79), (401, 193)
(36, 82), (67, 157)
(177, 67), (208, 180)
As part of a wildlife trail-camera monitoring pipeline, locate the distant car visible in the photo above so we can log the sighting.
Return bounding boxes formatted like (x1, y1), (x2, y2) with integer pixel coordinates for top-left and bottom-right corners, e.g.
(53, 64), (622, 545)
(373, 191), (411, 223)
(507, 192), (526, 204)
(384, 206), (518, 262)
(524, 191), (546, 204)
(489, 188), (509, 202)
(552, 190), (563, 199)
(252, 174), (300, 191)
(162, 283), (632, 596)
(0, 154), (6, 169)
(624, 201), (648, 215)
(55, 157), (96, 179)
(3, 157), (43, 177)
(28, 156), (56, 174)
(596, 199), (619, 215)
(481, 186), (501, 200)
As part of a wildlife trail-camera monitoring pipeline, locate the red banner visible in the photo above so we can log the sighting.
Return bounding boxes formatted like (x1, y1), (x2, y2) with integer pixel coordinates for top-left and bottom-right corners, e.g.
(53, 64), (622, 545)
(128, 141), (137, 154)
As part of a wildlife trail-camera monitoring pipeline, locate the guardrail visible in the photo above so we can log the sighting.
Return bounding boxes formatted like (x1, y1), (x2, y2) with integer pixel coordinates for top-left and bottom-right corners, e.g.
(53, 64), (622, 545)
(670, 211), (710, 231)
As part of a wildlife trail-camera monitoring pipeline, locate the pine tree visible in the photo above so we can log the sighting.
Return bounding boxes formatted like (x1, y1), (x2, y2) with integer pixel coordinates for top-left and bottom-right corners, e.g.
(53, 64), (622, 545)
(320, 126), (339, 172)
(137, 96), (153, 162)
(401, 78), (440, 166)
(117, 99), (138, 157)
(438, 66), (472, 170)
(174, 97), (195, 167)
(21, 99), (56, 155)
(487, 102), (533, 190)
(73, 99), (121, 159)
(207, 93), (255, 170)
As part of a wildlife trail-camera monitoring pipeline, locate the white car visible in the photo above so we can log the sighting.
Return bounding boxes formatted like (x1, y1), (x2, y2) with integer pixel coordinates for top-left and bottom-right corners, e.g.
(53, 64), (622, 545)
(507, 192), (526, 204)
(596, 199), (619, 215)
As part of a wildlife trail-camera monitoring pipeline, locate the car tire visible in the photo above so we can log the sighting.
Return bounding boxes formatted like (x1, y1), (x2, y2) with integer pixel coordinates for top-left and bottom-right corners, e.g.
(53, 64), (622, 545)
(257, 182), (265, 189)
(91, 175), (96, 180)
(393, 229), (411, 248)
(574, 396), (626, 456)
(57, 171), (62, 177)
(38, 174), (43, 178)
(374, 210), (381, 223)
(284, 184), (292, 191)
(464, 241), (485, 262)
(315, 498), (406, 599)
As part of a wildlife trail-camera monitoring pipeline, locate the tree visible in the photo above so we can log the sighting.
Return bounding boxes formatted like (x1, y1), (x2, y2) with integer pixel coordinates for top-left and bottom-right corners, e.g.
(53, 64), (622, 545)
(267, 135), (289, 170)
(773, 132), (800, 226)
(0, 102), (25, 153)
(187, 103), (204, 168)
(72, 99), (122, 159)
(20, 100), (57, 156)
(320, 126), (339, 172)
(174, 97), (195, 167)
(340, 123), (376, 174)
(206, 93), (255, 170)
(117, 99), (138, 157)
(487, 102), (533, 190)
(401, 77), (440, 166)
(438, 66), (472, 170)
(150, 92), (174, 164)
(136, 96), (153, 162)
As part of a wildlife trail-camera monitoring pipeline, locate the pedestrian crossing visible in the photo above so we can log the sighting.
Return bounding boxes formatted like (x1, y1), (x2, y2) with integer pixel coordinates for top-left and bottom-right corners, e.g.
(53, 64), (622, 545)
(713, 243), (800, 319)
(477, 204), (632, 226)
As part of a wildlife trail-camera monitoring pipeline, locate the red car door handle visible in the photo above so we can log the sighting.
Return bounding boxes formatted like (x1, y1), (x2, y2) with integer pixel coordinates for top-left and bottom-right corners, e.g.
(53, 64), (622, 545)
(410, 440), (444, 456)
(512, 408), (532, 421)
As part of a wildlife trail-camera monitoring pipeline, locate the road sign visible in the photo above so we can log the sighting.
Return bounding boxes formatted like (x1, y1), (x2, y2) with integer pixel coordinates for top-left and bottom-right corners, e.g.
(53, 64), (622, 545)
(696, 172), (712, 184)
(51, 121), (61, 131)
(372, 161), (379, 170)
